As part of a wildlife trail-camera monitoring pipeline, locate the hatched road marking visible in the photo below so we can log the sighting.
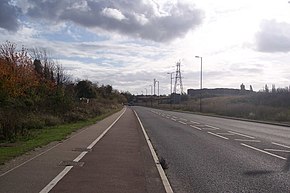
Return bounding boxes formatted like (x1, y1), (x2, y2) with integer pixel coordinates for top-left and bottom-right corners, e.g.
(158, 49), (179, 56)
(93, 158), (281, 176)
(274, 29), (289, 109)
(241, 143), (286, 160)
(208, 132), (229, 140)
(190, 125), (202, 130)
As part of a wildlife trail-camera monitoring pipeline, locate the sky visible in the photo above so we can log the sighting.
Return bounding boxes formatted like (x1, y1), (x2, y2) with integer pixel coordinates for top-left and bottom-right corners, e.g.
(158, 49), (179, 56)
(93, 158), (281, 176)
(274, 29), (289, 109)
(1, 0), (290, 95)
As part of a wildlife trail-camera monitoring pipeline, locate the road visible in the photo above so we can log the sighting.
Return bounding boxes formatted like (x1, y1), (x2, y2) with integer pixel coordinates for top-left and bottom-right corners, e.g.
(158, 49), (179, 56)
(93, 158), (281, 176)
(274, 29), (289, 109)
(133, 106), (290, 193)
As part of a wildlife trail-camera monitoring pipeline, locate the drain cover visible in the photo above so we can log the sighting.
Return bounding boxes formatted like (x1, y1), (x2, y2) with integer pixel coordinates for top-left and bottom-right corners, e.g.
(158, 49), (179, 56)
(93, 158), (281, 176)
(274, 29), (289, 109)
(72, 147), (91, 152)
(59, 161), (84, 167)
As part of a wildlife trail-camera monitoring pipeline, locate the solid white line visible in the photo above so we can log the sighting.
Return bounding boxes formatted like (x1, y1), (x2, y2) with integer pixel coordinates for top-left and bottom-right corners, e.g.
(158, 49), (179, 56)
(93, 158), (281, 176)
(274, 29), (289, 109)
(179, 118), (187, 121)
(241, 143), (286, 160)
(134, 111), (174, 193)
(234, 139), (260, 142)
(178, 121), (187, 125)
(190, 125), (202, 130)
(39, 166), (73, 193)
(264, 149), (290, 153)
(207, 132), (229, 140)
(272, 142), (290, 149)
(39, 108), (126, 193)
(171, 118), (177, 121)
(205, 125), (220, 130)
(228, 131), (255, 139)
(190, 121), (200, 124)
(73, 151), (88, 162)
(87, 109), (126, 149)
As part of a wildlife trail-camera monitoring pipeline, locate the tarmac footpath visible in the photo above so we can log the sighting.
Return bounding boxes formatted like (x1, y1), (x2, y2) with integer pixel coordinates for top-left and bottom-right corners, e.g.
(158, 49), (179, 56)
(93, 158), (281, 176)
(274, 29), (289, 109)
(49, 107), (166, 193)
(0, 107), (168, 193)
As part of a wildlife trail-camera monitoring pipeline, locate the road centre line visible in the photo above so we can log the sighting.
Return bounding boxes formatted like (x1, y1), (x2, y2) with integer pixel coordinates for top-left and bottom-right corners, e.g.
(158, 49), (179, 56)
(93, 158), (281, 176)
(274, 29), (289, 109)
(178, 121), (187, 125)
(272, 142), (290, 149)
(205, 125), (220, 130)
(171, 118), (177, 121)
(179, 118), (187, 121)
(190, 121), (200, 124)
(172, 116), (177, 119)
(207, 132), (229, 140)
(40, 108), (126, 193)
(190, 125), (202, 130)
(228, 131), (255, 139)
(241, 143), (286, 160)
(234, 139), (261, 142)
(134, 111), (174, 193)
(264, 149), (290, 153)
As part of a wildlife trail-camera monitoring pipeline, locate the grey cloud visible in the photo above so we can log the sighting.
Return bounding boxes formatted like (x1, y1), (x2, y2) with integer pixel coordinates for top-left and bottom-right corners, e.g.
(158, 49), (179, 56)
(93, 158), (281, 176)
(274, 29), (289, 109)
(256, 20), (290, 53)
(0, 0), (21, 31)
(21, 0), (204, 42)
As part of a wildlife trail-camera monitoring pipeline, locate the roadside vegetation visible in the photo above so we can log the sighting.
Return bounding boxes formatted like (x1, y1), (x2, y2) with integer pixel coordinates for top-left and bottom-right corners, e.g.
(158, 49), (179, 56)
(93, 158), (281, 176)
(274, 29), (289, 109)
(0, 41), (129, 164)
(139, 87), (290, 124)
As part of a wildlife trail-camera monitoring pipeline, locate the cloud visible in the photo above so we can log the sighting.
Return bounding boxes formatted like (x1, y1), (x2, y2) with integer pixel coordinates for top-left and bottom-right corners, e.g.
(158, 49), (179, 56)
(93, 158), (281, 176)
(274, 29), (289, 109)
(0, 0), (21, 31)
(16, 0), (203, 42)
(256, 20), (290, 53)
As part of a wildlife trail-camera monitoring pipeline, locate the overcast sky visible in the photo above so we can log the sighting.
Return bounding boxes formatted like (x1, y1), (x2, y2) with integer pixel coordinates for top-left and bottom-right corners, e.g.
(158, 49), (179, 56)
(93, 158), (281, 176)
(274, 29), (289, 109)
(1, 0), (290, 94)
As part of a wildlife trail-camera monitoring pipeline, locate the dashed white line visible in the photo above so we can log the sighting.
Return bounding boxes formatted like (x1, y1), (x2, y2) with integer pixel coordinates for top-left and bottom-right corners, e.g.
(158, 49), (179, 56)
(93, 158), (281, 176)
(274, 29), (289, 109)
(272, 142), (290, 149)
(190, 125), (202, 130)
(207, 132), (229, 140)
(234, 139), (260, 142)
(241, 143), (286, 160)
(217, 133), (235, 136)
(180, 118), (188, 121)
(264, 149), (290, 153)
(40, 108), (126, 193)
(178, 121), (187, 125)
(190, 121), (200, 124)
(205, 125), (220, 130)
(172, 116), (177, 119)
(228, 131), (255, 139)
(166, 116), (170, 119)
(171, 118), (177, 121)
(39, 166), (73, 193)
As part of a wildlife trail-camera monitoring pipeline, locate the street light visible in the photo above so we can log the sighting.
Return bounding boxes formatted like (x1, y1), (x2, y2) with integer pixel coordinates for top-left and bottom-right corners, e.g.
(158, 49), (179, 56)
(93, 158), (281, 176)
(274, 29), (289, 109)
(195, 56), (203, 112)
(167, 72), (174, 95)
(149, 85), (153, 96)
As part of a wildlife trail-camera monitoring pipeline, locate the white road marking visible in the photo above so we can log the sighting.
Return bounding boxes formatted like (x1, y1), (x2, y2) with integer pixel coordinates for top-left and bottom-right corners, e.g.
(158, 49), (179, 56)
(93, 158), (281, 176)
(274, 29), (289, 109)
(228, 131), (255, 139)
(39, 166), (73, 193)
(190, 121), (200, 124)
(272, 142), (290, 149)
(166, 116), (170, 119)
(39, 108), (127, 193)
(178, 121), (187, 125)
(264, 149), (290, 153)
(171, 118), (177, 121)
(207, 132), (229, 140)
(234, 139), (260, 142)
(217, 133), (235, 136)
(179, 118), (187, 121)
(241, 143), (286, 160)
(205, 125), (220, 130)
(134, 111), (174, 193)
(172, 116), (177, 119)
(166, 114), (171, 117)
(73, 151), (88, 162)
(190, 125), (202, 130)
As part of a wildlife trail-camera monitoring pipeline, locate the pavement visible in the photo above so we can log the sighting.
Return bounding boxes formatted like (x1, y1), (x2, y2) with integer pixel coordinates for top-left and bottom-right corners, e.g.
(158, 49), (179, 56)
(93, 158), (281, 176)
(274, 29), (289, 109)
(0, 107), (167, 193)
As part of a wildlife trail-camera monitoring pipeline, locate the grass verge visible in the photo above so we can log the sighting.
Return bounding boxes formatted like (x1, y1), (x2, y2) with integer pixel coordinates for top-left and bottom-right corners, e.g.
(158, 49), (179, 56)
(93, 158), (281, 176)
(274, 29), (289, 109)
(0, 108), (122, 165)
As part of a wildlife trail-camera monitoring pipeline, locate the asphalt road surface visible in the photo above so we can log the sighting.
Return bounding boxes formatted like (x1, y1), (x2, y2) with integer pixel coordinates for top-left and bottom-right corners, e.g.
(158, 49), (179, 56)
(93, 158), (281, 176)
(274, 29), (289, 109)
(134, 106), (290, 193)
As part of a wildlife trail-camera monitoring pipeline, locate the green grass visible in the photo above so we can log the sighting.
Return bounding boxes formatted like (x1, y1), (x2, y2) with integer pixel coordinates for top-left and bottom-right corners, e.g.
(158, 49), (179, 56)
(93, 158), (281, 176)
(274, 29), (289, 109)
(0, 108), (121, 165)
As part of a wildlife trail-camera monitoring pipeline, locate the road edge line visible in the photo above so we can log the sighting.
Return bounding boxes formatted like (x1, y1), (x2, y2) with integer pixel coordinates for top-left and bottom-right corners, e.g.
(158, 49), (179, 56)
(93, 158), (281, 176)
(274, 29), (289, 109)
(134, 110), (174, 193)
(39, 108), (127, 193)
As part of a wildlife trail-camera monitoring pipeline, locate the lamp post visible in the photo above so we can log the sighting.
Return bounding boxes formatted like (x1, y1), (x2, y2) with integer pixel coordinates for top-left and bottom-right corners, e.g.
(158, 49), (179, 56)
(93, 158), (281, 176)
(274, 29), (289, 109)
(149, 85), (153, 96)
(195, 56), (203, 112)
(167, 72), (174, 95)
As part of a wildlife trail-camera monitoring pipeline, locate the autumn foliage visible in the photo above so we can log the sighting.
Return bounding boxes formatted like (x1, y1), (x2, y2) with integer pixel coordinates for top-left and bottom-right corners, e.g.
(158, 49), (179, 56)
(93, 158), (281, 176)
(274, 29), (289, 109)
(0, 41), (126, 141)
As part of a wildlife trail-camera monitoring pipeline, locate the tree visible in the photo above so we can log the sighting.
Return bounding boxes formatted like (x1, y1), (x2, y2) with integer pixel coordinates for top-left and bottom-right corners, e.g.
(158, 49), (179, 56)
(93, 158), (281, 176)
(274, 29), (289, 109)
(265, 84), (269, 93)
(250, 85), (253, 92)
(75, 80), (97, 98)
